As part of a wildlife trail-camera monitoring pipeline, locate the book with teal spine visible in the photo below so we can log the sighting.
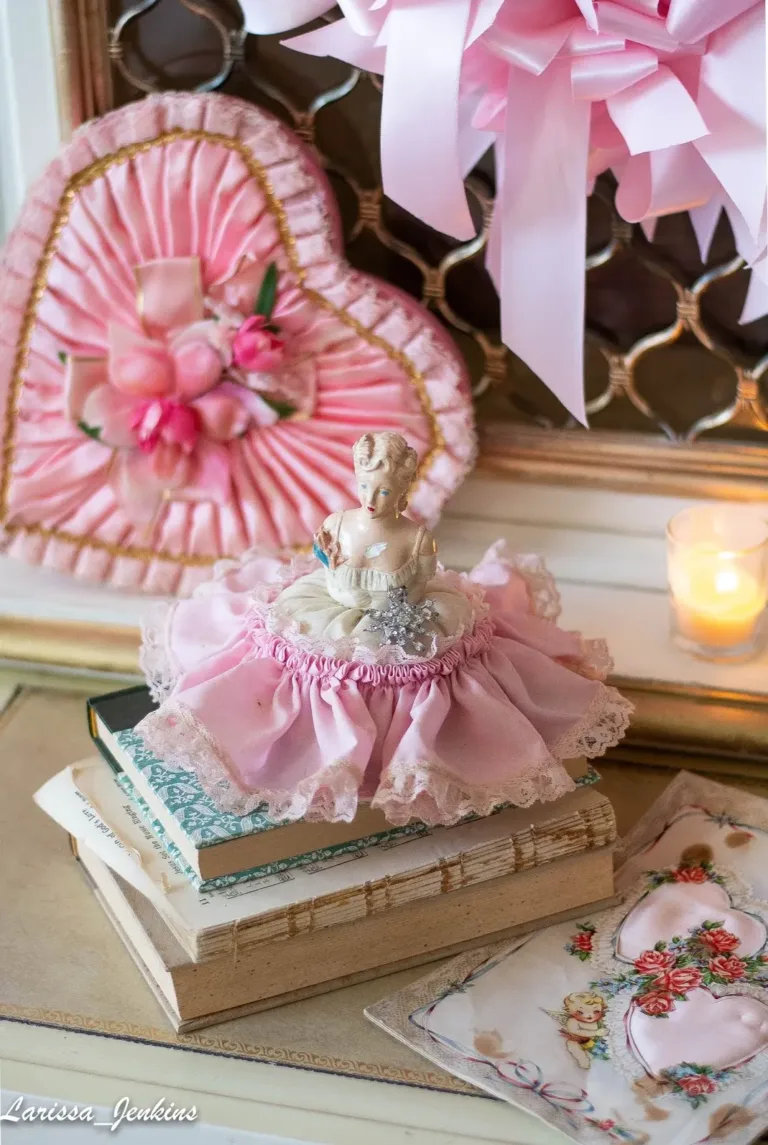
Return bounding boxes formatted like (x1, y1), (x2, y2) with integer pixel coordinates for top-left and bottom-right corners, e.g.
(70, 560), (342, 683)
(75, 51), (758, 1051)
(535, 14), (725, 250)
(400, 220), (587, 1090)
(88, 685), (601, 886)
(87, 684), (423, 882)
(116, 767), (430, 893)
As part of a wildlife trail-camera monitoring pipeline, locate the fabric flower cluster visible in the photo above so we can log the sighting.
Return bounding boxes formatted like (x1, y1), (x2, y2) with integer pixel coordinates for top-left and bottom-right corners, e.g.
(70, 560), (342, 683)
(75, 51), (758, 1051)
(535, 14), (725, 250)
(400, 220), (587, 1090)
(65, 258), (303, 522)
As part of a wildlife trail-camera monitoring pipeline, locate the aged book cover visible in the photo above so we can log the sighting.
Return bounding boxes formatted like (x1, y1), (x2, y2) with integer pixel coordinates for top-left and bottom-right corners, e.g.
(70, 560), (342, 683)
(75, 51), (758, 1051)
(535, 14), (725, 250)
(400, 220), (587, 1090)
(75, 839), (619, 1031)
(38, 757), (615, 962)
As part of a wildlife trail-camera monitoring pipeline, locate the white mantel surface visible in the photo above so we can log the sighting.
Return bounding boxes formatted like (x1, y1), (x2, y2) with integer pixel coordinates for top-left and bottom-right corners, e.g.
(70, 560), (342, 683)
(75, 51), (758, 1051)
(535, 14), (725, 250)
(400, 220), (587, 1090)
(2, 474), (767, 694)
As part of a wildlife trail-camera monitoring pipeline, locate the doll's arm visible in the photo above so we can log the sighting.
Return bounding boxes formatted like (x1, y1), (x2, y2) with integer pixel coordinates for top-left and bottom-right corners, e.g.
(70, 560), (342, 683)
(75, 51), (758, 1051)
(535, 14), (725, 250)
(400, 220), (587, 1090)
(314, 513), (343, 569)
(418, 527), (438, 580)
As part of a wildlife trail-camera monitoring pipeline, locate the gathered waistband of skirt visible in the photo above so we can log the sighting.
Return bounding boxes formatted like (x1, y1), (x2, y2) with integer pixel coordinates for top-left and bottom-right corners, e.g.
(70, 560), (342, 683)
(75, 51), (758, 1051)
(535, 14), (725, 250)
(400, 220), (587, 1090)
(245, 609), (497, 684)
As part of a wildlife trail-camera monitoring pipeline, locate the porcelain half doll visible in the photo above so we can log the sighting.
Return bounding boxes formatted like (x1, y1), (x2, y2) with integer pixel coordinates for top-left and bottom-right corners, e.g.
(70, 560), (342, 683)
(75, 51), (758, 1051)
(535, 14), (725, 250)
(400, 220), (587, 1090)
(138, 432), (633, 826)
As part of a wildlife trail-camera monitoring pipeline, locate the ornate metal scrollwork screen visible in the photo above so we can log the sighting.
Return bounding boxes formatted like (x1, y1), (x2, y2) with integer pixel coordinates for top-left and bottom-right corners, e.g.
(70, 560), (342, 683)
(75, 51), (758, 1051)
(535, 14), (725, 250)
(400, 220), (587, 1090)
(53, 0), (768, 495)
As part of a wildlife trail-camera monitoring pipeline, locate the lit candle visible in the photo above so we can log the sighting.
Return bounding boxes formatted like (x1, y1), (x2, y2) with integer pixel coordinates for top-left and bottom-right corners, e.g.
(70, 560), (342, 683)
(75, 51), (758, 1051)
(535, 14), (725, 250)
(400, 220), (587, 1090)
(667, 507), (768, 660)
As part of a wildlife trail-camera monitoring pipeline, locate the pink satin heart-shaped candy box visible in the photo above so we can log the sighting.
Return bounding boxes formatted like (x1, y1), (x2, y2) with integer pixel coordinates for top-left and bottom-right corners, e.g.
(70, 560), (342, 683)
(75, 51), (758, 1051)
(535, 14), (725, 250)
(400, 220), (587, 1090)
(0, 92), (474, 595)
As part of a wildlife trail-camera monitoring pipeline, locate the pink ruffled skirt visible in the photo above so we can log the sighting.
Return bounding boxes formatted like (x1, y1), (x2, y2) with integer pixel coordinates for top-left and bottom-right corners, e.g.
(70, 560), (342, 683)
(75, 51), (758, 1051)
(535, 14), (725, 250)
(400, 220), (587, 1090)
(138, 545), (633, 826)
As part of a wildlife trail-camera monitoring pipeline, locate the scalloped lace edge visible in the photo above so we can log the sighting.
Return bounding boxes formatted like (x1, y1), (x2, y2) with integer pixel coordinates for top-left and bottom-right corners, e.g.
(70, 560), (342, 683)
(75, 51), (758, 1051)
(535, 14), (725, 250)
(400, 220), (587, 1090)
(139, 600), (179, 704)
(136, 678), (632, 827)
(550, 683), (634, 761)
(508, 553), (562, 622)
(137, 700), (364, 821)
(371, 759), (577, 827)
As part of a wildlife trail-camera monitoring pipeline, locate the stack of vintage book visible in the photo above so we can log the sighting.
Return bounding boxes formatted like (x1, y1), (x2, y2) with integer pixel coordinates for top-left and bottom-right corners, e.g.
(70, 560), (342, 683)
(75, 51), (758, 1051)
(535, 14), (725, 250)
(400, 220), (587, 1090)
(34, 685), (619, 1032)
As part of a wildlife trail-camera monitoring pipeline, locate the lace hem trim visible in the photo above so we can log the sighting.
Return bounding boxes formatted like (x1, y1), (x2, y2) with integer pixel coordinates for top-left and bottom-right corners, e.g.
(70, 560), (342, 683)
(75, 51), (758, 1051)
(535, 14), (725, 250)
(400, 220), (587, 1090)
(136, 678), (632, 825)
(139, 599), (179, 704)
(136, 701), (364, 821)
(550, 683), (634, 761)
(508, 553), (562, 622)
(371, 758), (577, 827)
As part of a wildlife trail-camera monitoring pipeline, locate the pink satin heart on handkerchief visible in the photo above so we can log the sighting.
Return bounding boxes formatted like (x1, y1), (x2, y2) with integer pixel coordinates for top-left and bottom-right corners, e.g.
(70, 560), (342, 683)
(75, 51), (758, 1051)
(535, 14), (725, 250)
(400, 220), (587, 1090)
(616, 882), (767, 962)
(627, 987), (768, 1076)
(0, 92), (474, 595)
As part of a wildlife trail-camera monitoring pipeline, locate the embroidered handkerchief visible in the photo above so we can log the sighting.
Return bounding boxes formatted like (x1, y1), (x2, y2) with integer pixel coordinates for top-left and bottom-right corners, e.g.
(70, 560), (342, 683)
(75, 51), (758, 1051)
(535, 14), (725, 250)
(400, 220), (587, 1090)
(367, 773), (768, 1145)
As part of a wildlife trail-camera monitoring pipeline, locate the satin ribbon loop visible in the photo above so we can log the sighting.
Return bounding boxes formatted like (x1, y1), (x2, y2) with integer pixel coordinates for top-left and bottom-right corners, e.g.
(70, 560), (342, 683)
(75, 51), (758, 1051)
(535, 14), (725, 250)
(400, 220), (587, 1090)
(666, 0), (757, 44)
(571, 45), (658, 100)
(567, 29), (627, 56)
(483, 17), (577, 76)
(595, 1), (680, 51)
(607, 63), (708, 155)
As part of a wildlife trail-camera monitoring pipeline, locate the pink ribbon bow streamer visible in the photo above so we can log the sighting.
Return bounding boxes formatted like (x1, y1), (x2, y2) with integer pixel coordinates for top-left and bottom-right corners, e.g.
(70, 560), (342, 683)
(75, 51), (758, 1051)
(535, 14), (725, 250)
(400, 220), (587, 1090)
(239, 0), (767, 426)
(283, 0), (502, 242)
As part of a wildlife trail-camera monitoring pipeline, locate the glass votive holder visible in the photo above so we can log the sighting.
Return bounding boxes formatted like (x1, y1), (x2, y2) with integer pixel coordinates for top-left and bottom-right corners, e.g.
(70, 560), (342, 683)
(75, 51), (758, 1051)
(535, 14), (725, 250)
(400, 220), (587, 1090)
(667, 506), (768, 661)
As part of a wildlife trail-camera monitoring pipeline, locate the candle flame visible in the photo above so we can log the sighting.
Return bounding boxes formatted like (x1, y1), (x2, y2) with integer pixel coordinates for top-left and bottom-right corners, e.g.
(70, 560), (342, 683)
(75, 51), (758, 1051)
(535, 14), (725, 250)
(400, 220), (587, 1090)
(715, 568), (740, 594)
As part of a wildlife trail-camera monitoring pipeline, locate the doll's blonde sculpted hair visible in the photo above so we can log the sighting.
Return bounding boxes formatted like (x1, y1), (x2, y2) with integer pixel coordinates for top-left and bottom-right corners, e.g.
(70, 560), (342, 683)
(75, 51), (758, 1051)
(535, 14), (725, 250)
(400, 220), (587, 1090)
(353, 432), (418, 510)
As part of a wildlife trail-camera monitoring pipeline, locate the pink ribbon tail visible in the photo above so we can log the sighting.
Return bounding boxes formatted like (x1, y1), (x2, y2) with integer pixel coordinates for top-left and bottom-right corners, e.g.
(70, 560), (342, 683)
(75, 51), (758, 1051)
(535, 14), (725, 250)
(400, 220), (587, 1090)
(380, 0), (476, 241)
(239, 0), (334, 35)
(496, 64), (591, 425)
(285, 16), (386, 72)
(694, 5), (766, 247)
(689, 197), (723, 263)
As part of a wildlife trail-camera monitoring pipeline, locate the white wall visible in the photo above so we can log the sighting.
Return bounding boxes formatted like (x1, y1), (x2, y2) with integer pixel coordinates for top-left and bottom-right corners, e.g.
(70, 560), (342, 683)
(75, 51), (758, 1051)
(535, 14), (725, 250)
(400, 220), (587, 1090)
(0, 0), (63, 239)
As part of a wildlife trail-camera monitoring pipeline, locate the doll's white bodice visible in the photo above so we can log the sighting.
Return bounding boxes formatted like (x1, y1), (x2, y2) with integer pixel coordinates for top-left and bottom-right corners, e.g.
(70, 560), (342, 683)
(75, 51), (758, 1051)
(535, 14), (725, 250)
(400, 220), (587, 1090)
(324, 518), (434, 610)
(270, 512), (476, 655)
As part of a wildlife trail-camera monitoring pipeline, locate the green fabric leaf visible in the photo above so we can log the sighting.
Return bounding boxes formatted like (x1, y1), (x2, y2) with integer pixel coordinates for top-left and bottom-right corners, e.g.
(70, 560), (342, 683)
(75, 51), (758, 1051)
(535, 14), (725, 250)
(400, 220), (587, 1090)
(254, 262), (279, 320)
(57, 351), (68, 365)
(77, 420), (102, 441)
(262, 395), (296, 420)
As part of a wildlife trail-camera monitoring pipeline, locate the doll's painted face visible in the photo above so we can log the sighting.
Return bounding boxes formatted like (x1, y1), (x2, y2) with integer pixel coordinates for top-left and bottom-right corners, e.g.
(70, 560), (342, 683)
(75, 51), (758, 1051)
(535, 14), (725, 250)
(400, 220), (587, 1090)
(355, 467), (407, 520)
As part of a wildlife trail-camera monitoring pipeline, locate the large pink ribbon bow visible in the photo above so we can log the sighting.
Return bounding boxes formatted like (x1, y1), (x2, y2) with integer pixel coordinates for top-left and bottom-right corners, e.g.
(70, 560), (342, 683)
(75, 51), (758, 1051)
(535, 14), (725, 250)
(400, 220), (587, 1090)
(239, 0), (767, 426)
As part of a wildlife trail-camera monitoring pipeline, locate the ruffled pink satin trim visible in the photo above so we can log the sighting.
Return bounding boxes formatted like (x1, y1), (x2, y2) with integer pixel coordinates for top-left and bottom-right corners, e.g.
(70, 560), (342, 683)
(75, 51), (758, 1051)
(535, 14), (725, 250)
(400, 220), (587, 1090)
(245, 612), (497, 684)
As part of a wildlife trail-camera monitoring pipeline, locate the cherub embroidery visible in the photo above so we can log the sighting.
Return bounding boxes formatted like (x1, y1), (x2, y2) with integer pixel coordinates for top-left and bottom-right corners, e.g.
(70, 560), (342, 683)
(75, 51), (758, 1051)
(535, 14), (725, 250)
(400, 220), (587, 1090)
(549, 991), (610, 1070)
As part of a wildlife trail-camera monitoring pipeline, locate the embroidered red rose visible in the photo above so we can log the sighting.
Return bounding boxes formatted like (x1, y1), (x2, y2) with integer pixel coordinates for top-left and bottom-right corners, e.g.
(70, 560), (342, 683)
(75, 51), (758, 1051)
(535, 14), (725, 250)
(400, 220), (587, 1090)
(633, 949), (675, 975)
(665, 966), (703, 993)
(573, 932), (593, 952)
(677, 1075), (716, 1097)
(699, 928), (740, 954)
(638, 991), (675, 1016)
(232, 316), (285, 372)
(673, 866), (709, 883)
(595, 1121), (616, 1131)
(709, 954), (748, 981)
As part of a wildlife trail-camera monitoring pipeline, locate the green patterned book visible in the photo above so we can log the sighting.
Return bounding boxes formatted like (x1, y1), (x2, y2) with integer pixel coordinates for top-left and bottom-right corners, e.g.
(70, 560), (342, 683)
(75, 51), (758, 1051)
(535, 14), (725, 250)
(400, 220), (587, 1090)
(115, 771), (430, 893)
(87, 686), (420, 882)
(87, 686), (600, 886)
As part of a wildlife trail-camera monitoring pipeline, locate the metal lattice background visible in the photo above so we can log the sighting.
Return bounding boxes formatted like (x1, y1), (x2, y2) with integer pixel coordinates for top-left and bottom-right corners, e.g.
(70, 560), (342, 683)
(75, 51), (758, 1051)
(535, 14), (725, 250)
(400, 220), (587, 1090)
(102, 0), (768, 451)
